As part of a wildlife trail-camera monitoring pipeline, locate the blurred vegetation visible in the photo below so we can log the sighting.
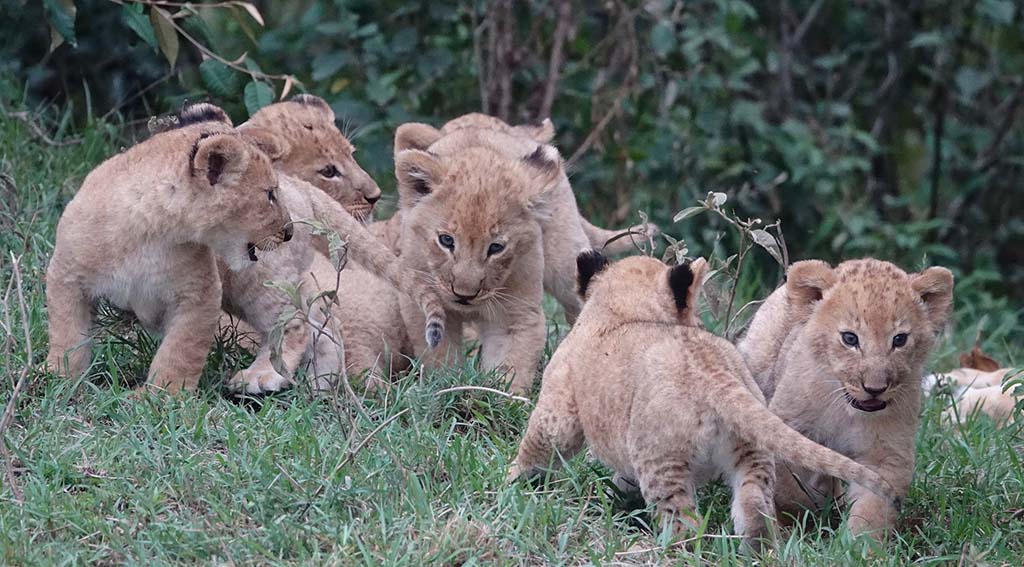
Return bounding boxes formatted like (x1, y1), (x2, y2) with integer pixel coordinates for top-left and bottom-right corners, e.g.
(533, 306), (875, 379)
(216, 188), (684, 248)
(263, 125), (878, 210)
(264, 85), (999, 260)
(2, 0), (1022, 313)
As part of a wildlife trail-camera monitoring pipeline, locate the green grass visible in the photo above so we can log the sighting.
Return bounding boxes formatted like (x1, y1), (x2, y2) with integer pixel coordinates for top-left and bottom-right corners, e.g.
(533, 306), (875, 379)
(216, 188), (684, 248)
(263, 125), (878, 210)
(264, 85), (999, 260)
(1, 97), (1023, 566)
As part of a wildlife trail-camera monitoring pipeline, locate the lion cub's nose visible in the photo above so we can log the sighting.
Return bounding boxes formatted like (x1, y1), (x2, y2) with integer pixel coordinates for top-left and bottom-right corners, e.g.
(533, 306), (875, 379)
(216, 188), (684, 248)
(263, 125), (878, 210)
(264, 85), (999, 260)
(863, 383), (888, 396)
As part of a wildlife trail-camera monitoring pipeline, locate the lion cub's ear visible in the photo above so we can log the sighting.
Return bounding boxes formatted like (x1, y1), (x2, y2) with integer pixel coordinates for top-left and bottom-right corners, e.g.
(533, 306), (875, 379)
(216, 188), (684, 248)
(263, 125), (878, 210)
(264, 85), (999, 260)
(668, 257), (707, 325)
(395, 149), (446, 207)
(512, 118), (556, 143)
(576, 249), (610, 300)
(191, 133), (249, 188)
(290, 94), (335, 122)
(519, 144), (564, 212)
(786, 260), (835, 311)
(395, 123), (443, 153)
(910, 267), (954, 331)
(238, 126), (291, 161)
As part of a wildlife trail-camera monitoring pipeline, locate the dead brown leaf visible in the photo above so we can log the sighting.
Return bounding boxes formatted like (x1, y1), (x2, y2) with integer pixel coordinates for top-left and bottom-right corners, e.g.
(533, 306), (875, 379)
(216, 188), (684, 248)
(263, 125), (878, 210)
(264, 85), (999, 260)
(959, 344), (1002, 372)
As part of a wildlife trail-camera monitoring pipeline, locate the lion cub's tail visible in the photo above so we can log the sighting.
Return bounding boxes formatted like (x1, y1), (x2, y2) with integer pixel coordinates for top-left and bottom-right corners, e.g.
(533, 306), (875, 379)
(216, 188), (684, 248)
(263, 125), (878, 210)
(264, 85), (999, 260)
(308, 190), (445, 348)
(582, 218), (661, 255)
(710, 374), (901, 507)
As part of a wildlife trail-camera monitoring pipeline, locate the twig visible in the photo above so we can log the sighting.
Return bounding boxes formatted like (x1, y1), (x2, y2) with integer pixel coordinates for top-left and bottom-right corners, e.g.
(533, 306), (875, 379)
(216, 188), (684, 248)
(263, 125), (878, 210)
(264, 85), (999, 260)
(538, 0), (573, 120)
(298, 408), (410, 516)
(435, 385), (532, 405)
(0, 254), (33, 502)
(5, 111), (82, 147)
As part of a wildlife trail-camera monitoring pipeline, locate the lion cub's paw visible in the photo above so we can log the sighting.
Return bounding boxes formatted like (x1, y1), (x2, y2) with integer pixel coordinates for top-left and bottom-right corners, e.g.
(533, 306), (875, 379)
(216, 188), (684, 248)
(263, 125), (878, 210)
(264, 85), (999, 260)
(228, 367), (292, 395)
(505, 463), (523, 484)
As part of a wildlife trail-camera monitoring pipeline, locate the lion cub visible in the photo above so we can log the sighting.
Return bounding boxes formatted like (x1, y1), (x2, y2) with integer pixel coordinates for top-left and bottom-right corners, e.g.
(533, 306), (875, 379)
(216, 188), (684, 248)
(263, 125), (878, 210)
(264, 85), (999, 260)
(45, 116), (291, 393)
(391, 139), (566, 394)
(738, 259), (953, 538)
(509, 253), (898, 549)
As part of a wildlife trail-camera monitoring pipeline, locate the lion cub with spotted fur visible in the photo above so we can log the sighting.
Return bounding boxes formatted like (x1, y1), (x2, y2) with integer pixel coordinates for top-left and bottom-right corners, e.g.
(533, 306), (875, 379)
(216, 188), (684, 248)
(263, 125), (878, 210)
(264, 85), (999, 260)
(46, 115), (291, 393)
(509, 253), (898, 549)
(391, 137), (567, 394)
(738, 259), (953, 538)
(394, 114), (658, 323)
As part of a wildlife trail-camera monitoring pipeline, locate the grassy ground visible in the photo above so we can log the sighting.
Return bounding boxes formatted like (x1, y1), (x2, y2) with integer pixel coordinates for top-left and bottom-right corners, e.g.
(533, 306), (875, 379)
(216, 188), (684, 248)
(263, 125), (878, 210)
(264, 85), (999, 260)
(1, 98), (1022, 566)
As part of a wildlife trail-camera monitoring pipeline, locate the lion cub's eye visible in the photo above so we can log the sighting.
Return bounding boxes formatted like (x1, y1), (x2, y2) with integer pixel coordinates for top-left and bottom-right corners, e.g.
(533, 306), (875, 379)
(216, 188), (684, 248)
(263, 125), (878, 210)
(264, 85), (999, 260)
(892, 333), (908, 348)
(438, 234), (455, 250)
(318, 165), (340, 178)
(487, 242), (505, 256)
(840, 331), (860, 347)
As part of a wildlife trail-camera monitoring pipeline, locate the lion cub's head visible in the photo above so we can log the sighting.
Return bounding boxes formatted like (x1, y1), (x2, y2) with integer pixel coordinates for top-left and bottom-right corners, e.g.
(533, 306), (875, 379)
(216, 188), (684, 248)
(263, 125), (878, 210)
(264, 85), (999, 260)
(163, 103), (293, 270)
(786, 258), (954, 413)
(244, 94), (381, 221)
(575, 252), (708, 327)
(392, 142), (563, 311)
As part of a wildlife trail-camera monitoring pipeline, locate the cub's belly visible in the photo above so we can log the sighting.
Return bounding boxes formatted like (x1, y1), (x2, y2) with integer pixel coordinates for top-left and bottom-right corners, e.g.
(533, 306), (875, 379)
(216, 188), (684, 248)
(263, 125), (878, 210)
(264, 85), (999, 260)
(90, 246), (186, 333)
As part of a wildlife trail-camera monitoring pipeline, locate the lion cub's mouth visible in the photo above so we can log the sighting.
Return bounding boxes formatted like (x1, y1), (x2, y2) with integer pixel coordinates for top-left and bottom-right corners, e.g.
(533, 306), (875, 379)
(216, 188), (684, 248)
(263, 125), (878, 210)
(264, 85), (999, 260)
(848, 396), (888, 413)
(246, 242), (258, 262)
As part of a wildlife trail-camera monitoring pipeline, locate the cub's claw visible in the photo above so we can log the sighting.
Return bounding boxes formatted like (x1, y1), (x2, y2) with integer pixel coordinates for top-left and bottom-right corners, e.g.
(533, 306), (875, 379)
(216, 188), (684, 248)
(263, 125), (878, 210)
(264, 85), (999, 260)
(425, 320), (444, 349)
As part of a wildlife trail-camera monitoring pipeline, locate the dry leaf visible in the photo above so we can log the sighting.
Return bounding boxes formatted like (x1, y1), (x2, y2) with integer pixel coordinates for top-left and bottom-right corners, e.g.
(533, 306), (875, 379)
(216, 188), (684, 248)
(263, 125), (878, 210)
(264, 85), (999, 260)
(959, 344), (1002, 372)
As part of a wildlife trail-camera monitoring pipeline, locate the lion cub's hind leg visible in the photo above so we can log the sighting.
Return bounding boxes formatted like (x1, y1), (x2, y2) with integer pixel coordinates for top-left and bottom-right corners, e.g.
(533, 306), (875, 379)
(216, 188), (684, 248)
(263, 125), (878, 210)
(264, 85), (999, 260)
(723, 436), (777, 551)
(44, 269), (95, 377)
(629, 434), (700, 538)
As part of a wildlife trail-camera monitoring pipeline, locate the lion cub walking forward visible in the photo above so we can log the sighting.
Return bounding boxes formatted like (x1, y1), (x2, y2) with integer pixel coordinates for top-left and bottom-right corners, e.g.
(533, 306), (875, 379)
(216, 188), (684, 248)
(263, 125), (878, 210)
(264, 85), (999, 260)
(509, 253), (898, 549)
(739, 259), (953, 537)
(46, 113), (292, 393)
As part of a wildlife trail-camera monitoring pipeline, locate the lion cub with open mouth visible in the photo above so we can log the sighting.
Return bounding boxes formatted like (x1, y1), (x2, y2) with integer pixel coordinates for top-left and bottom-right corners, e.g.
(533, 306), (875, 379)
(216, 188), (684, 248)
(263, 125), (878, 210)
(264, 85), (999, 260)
(508, 253), (898, 550)
(739, 259), (953, 538)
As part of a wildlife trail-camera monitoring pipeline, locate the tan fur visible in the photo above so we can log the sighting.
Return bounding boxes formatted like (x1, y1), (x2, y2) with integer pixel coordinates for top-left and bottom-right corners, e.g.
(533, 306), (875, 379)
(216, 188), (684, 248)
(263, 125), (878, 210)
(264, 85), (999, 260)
(738, 258), (954, 538)
(238, 96), (416, 386)
(219, 140), (448, 393)
(245, 94), (381, 223)
(389, 114), (659, 323)
(391, 140), (565, 394)
(509, 254), (898, 550)
(924, 368), (1020, 425)
(45, 115), (291, 393)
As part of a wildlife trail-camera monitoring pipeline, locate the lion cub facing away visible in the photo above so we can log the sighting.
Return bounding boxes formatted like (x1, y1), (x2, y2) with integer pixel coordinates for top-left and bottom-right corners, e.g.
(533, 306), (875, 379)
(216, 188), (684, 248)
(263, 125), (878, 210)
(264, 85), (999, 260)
(46, 118), (291, 393)
(738, 259), (953, 538)
(509, 253), (898, 549)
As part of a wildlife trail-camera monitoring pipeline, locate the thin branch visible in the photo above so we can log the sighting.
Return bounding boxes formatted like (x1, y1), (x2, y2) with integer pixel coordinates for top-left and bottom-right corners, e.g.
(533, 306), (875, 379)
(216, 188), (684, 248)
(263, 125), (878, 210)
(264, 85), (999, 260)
(4, 111), (82, 146)
(435, 385), (532, 405)
(1, 254), (33, 502)
(538, 0), (573, 120)
(298, 408), (410, 517)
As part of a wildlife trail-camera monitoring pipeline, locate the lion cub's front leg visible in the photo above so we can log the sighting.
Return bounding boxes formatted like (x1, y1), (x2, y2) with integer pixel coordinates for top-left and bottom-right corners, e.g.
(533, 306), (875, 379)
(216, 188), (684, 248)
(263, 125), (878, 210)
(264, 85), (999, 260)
(478, 306), (546, 396)
(845, 450), (912, 540)
(145, 283), (221, 394)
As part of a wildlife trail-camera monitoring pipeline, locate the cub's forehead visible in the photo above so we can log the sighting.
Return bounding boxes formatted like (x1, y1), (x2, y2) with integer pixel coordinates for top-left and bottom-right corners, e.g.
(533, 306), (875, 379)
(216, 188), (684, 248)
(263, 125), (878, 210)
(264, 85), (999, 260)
(250, 102), (354, 155)
(825, 260), (921, 321)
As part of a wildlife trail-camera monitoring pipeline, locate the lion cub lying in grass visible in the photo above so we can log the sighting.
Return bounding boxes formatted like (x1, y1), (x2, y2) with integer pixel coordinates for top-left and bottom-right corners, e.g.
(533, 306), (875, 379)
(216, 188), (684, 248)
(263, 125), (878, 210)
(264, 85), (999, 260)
(45, 115), (292, 393)
(739, 259), (953, 538)
(508, 253), (898, 550)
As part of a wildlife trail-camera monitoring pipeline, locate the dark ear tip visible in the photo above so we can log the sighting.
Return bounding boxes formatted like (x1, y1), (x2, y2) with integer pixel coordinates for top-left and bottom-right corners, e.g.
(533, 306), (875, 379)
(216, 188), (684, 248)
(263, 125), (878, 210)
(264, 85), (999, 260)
(576, 249), (610, 299)
(668, 260), (696, 311)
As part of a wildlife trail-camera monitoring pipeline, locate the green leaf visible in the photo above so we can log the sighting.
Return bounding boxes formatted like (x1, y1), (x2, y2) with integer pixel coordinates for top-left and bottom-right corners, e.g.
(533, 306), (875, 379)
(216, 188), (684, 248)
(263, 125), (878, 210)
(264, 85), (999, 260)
(311, 52), (351, 82)
(150, 7), (179, 68)
(673, 206), (705, 223)
(43, 0), (77, 49)
(955, 68), (991, 99)
(244, 81), (275, 115)
(750, 229), (784, 267)
(200, 59), (240, 97)
(978, 0), (1015, 25)
(650, 21), (676, 58)
(122, 4), (157, 51)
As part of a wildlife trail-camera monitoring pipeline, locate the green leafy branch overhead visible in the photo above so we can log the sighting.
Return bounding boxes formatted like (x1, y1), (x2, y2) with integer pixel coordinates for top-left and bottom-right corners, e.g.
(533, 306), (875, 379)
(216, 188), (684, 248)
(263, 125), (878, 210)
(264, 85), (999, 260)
(43, 0), (300, 114)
